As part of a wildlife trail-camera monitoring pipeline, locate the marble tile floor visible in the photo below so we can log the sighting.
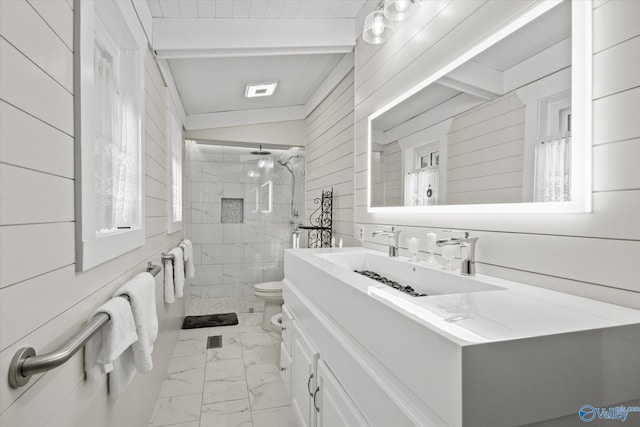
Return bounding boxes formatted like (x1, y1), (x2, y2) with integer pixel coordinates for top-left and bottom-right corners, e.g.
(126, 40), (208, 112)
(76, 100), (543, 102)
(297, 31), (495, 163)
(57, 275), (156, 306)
(148, 299), (296, 427)
(186, 296), (264, 317)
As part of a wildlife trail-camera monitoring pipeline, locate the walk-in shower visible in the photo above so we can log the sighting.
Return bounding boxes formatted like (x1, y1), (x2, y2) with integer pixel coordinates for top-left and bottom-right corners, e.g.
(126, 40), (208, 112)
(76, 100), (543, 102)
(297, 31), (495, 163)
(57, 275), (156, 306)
(184, 142), (304, 305)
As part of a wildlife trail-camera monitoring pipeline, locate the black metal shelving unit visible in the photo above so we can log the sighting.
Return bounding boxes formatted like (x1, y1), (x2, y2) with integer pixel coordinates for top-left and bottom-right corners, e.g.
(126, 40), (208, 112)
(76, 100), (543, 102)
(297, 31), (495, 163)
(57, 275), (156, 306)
(298, 188), (333, 248)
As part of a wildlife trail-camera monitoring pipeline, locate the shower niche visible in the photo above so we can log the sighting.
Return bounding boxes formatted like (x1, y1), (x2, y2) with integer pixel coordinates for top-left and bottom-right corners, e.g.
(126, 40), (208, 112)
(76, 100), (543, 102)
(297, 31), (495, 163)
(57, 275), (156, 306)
(221, 198), (243, 223)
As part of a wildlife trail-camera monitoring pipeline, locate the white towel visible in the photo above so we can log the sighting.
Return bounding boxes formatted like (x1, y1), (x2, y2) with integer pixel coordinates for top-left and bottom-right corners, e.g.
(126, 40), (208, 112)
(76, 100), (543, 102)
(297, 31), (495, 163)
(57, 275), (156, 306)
(84, 298), (138, 397)
(180, 239), (195, 279)
(163, 254), (175, 304)
(109, 347), (137, 398)
(164, 247), (184, 303)
(113, 272), (158, 373)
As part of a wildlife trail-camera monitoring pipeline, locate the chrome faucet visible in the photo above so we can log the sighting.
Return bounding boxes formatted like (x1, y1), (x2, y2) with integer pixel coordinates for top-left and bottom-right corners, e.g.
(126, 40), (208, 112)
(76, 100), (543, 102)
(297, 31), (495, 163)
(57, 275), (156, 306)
(437, 231), (479, 276)
(372, 227), (401, 257)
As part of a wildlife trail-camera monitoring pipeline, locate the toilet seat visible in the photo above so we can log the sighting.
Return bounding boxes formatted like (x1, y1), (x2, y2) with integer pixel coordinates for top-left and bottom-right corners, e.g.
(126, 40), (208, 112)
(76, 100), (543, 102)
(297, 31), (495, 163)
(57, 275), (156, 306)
(254, 281), (283, 292)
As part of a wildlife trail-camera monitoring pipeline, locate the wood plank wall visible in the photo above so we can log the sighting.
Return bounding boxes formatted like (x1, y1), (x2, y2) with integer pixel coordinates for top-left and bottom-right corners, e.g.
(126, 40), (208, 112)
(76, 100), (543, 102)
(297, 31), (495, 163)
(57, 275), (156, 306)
(353, 0), (640, 308)
(0, 1), (184, 425)
(304, 70), (356, 246)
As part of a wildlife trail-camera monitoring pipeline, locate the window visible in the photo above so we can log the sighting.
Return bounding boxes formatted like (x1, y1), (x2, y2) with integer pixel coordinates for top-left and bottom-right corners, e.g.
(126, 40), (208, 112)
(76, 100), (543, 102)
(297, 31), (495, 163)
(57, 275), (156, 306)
(168, 114), (183, 232)
(76, 0), (146, 271)
(539, 91), (571, 140)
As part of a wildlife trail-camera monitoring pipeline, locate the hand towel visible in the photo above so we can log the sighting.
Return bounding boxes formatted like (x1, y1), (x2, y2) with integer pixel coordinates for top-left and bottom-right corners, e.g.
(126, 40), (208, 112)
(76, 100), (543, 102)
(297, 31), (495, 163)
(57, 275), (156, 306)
(171, 247), (185, 298)
(109, 347), (137, 398)
(164, 247), (184, 303)
(113, 272), (158, 373)
(180, 239), (195, 279)
(84, 298), (138, 397)
(163, 253), (175, 304)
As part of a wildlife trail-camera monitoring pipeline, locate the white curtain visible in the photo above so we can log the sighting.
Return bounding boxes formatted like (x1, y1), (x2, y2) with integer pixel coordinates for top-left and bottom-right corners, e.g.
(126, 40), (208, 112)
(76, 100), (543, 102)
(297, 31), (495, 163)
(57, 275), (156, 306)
(534, 135), (571, 202)
(406, 166), (439, 206)
(94, 44), (139, 233)
(169, 116), (182, 223)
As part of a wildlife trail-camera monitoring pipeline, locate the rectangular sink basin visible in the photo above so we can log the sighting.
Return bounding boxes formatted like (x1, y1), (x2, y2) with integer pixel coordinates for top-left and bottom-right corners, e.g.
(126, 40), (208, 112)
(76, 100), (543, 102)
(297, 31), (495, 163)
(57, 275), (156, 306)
(316, 251), (503, 296)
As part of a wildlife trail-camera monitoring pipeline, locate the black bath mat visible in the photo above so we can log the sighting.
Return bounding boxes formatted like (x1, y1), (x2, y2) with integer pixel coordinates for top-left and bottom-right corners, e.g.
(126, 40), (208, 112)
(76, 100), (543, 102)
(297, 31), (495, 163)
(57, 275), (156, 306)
(181, 313), (238, 329)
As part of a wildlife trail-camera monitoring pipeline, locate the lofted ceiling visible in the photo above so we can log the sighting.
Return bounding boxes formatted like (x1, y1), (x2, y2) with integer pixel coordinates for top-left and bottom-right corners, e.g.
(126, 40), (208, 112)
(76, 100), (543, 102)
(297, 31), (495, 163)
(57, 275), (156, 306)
(147, 0), (371, 131)
(170, 54), (343, 115)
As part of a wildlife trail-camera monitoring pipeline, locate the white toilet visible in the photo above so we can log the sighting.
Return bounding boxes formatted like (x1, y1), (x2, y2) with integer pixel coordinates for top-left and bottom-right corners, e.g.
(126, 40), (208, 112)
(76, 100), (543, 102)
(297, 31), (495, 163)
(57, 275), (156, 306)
(253, 281), (284, 331)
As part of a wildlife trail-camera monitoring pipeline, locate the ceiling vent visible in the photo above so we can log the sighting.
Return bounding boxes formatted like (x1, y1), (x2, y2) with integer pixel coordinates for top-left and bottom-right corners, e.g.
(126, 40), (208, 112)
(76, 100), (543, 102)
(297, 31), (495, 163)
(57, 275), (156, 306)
(245, 82), (278, 98)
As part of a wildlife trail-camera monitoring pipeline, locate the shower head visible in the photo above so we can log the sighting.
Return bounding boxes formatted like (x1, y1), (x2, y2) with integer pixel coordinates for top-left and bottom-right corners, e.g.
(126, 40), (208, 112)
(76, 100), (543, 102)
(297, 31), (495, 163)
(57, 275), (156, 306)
(250, 145), (271, 155)
(279, 154), (301, 166)
(278, 154), (302, 174)
(278, 159), (294, 175)
(279, 147), (304, 164)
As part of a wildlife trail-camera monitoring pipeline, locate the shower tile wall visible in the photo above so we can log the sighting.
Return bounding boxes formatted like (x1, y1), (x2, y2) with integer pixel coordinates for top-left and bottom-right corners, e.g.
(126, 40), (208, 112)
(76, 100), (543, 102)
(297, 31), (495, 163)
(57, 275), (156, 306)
(185, 144), (304, 302)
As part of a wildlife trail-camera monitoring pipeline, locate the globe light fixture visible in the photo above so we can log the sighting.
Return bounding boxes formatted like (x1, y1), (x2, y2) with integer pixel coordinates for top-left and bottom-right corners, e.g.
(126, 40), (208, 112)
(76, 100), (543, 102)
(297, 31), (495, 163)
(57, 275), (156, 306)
(384, 0), (420, 21)
(363, 8), (393, 44)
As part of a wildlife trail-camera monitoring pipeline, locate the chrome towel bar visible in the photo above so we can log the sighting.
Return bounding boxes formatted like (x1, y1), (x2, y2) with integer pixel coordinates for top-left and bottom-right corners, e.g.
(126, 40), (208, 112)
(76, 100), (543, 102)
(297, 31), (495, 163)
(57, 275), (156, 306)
(8, 262), (163, 388)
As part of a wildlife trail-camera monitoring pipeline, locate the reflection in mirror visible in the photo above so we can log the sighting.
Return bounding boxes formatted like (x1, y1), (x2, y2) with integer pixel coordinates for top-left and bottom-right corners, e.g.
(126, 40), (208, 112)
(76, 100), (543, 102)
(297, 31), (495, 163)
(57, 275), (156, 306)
(370, 1), (576, 208)
(261, 181), (272, 213)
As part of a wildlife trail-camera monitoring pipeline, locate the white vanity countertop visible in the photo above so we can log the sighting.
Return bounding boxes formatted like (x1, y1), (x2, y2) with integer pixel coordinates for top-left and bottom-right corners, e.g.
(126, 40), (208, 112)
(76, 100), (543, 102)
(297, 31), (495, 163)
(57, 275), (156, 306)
(285, 247), (640, 345)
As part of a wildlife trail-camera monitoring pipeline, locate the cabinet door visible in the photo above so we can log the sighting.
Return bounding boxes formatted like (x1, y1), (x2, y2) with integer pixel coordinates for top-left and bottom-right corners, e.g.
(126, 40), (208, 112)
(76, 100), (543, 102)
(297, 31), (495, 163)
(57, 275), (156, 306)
(317, 360), (369, 427)
(280, 341), (292, 398)
(291, 322), (319, 427)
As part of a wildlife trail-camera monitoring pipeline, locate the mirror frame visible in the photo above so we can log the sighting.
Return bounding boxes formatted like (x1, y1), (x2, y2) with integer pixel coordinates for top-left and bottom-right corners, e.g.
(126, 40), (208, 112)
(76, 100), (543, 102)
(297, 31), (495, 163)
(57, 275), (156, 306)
(367, 0), (592, 214)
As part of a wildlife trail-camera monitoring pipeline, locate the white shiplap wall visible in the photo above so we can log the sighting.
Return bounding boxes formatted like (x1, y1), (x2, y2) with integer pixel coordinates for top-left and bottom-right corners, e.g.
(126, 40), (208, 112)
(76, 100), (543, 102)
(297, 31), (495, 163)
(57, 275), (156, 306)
(304, 69), (355, 246)
(354, 0), (640, 308)
(445, 92), (525, 204)
(0, 1), (184, 425)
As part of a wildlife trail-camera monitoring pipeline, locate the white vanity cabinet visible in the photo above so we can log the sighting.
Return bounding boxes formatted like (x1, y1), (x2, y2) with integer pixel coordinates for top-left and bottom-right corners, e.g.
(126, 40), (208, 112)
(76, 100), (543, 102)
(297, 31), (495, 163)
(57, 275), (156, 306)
(284, 248), (640, 426)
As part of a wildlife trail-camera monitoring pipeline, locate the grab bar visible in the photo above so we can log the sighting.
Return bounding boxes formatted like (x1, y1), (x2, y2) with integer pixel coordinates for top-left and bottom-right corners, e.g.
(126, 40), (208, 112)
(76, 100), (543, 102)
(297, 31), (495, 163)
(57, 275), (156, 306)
(8, 261), (163, 388)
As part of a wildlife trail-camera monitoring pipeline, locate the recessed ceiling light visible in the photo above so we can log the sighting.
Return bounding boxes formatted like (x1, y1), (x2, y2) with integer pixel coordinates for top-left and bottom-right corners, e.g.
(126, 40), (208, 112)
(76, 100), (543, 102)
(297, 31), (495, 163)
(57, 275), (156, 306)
(245, 83), (277, 98)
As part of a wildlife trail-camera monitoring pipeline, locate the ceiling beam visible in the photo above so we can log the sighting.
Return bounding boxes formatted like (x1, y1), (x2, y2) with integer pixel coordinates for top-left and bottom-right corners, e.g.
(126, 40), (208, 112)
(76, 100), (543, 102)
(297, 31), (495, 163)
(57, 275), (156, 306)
(186, 105), (306, 130)
(437, 61), (504, 99)
(153, 18), (356, 59)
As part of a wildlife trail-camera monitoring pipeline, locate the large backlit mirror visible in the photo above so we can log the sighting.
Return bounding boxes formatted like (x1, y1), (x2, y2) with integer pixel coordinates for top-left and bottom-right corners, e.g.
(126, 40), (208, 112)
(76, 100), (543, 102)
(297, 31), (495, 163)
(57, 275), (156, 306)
(368, 0), (591, 213)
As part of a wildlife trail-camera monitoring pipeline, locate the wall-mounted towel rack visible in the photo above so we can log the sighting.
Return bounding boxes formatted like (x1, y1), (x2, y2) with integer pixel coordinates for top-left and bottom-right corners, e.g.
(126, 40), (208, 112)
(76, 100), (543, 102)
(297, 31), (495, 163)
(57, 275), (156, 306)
(161, 252), (175, 260)
(8, 262), (162, 388)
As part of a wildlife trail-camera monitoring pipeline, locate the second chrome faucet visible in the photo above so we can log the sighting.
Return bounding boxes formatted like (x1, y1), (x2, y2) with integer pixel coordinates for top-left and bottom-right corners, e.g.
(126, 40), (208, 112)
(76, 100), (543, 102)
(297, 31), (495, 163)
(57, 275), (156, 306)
(437, 231), (479, 276)
(372, 227), (401, 257)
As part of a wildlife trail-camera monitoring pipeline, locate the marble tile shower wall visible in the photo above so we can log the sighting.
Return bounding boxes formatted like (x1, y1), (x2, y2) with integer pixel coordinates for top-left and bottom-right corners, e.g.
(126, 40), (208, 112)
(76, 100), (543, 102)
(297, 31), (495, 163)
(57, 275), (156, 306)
(185, 145), (304, 301)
